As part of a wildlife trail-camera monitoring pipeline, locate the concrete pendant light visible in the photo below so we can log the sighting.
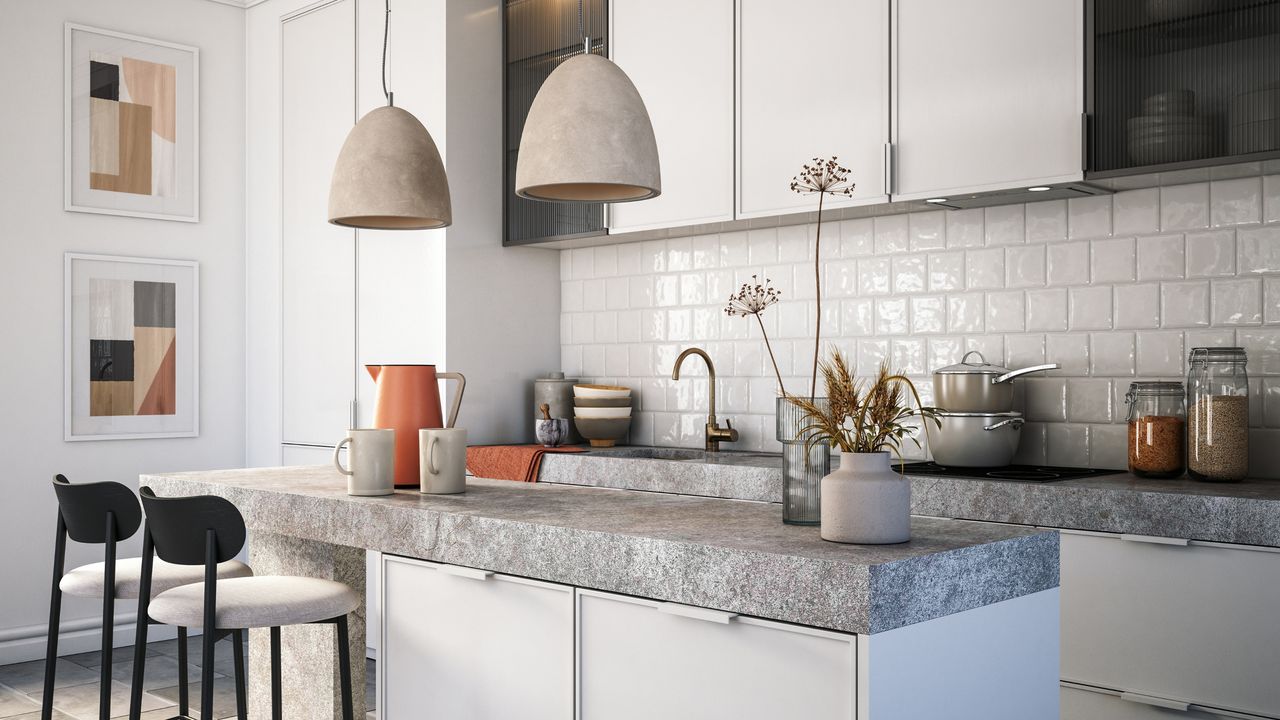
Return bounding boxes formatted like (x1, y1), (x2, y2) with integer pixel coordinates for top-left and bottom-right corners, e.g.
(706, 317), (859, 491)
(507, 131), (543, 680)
(515, 3), (660, 203)
(328, 1), (451, 229)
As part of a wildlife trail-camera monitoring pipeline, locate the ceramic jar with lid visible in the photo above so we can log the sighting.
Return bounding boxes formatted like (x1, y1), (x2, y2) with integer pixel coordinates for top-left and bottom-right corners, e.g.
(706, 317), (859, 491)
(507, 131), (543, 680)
(534, 372), (581, 444)
(1125, 381), (1186, 479)
(1186, 347), (1250, 482)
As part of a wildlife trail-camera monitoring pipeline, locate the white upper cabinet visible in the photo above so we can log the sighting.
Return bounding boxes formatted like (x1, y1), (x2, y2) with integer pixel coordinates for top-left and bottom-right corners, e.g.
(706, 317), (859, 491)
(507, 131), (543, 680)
(892, 0), (1084, 201)
(608, 0), (735, 233)
(737, 0), (889, 218)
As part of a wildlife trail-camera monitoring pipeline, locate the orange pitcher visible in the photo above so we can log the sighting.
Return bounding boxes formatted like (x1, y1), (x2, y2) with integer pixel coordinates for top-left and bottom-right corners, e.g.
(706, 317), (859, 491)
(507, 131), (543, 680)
(367, 365), (466, 487)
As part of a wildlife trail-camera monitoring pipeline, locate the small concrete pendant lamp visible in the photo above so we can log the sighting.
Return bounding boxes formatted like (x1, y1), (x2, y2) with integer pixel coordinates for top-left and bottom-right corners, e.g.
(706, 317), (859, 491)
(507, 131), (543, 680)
(328, 0), (451, 229)
(515, 2), (660, 203)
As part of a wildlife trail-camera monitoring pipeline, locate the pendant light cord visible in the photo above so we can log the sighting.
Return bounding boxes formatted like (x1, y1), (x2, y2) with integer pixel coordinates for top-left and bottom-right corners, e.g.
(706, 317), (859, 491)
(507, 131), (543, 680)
(382, 0), (393, 106)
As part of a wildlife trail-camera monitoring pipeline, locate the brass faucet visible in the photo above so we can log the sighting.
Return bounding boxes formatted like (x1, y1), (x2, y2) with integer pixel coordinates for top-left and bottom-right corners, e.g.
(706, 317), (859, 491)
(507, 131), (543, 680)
(672, 347), (739, 452)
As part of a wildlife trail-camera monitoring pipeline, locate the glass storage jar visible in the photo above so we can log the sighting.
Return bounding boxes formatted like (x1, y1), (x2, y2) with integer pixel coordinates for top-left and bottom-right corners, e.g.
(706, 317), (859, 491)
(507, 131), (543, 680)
(1125, 381), (1186, 479)
(1186, 347), (1250, 482)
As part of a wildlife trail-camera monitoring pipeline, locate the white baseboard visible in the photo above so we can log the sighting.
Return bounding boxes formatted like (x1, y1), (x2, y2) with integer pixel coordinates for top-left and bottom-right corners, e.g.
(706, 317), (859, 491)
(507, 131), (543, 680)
(0, 615), (199, 666)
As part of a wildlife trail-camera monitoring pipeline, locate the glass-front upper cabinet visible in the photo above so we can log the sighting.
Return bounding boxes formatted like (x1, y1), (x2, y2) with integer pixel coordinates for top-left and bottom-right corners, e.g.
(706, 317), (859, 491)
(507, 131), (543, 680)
(1090, 0), (1280, 177)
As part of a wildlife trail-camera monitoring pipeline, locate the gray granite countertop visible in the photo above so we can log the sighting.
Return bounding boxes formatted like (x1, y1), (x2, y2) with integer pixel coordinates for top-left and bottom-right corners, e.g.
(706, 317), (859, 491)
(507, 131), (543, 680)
(142, 466), (1058, 635)
(539, 447), (1280, 547)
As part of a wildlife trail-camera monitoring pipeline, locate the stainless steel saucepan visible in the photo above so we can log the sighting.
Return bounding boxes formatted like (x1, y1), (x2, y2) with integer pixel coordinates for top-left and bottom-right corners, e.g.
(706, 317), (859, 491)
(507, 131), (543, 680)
(928, 411), (1024, 467)
(933, 351), (1059, 413)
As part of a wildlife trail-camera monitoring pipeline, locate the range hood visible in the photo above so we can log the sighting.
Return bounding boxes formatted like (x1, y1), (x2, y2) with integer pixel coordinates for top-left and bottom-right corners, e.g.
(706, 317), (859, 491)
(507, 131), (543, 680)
(921, 182), (1111, 210)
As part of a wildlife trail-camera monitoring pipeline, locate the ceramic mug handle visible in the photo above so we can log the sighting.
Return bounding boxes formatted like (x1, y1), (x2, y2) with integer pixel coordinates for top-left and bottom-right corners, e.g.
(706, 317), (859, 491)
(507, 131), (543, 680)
(426, 435), (440, 475)
(439, 372), (466, 428)
(333, 437), (353, 476)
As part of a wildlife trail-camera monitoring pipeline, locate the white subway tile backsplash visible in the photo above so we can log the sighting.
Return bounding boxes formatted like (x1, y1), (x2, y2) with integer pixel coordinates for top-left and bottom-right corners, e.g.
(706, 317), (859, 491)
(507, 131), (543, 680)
(1238, 226), (1280, 274)
(1091, 332), (1136, 376)
(1026, 288), (1069, 332)
(1091, 237), (1136, 284)
(1136, 234), (1185, 281)
(1069, 195), (1113, 240)
(1136, 330), (1184, 376)
(874, 214), (910, 254)
(1113, 188), (1161, 237)
(1070, 286), (1113, 330)
(1047, 241), (1090, 286)
(1161, 182), (1210, 231)
(966, 248), (1005, 290)
(910, 211), (947, 251)
(859, 257), (892, 295)
(946, 208), (985, 249)
(1046, 333), (1090, 375)
(1006, 245), (1047, 288)
(1212, 278), (1263, 325)
(985, 204), (1025, 245)
(563, 173), (1280, 471)
(1026, 200), (1068, 243)
(1114, 283), (1161, 330)
(893, 254), (928, 294)
(987, 291), (1026, 333)
(1210, 177), (1262, 228)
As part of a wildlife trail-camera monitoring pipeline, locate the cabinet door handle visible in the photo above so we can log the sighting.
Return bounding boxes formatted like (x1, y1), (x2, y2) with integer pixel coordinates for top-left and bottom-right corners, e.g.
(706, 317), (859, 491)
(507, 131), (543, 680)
(437, 564), (493, 581)
(1120, 534), (1189, 546)
(1119, 691), (1190, 712)
(883, 142), (894, 196)
(657, 602), (738, 624)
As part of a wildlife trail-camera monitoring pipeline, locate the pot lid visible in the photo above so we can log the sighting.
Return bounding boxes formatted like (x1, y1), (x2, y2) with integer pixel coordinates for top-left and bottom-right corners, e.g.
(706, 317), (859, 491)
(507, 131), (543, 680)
(933, 350), (1011, 376)
(536, 371), (578, 382)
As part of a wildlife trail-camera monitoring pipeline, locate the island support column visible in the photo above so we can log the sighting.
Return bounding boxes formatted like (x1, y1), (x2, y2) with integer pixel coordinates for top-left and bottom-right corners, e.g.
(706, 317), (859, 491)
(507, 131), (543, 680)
(246, 531), (366, 719)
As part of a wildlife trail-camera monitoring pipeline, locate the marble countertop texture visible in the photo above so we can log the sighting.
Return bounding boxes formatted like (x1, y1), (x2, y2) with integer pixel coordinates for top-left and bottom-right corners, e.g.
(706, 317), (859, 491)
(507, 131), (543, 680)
(142, 466), (1058, 635)
(539, 448), (1280, 547)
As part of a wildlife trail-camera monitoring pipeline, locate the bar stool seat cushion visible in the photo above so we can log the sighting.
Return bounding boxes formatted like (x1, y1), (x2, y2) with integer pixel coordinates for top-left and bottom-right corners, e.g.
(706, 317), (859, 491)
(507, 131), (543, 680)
(60, 558), (253, 600)
(148, 576), (360, 629)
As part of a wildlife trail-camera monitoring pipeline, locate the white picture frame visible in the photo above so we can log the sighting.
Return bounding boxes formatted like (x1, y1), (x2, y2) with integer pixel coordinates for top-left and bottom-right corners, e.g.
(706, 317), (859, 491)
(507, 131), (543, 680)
(64, 23), (200, 222)
(64, 253), (200, 441)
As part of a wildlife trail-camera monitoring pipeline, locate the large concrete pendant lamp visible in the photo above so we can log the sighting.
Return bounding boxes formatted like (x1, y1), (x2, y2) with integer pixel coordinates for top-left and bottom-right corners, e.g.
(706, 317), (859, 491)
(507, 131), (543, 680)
(515, 2), (660, 203)
(328, 0), (451, 229)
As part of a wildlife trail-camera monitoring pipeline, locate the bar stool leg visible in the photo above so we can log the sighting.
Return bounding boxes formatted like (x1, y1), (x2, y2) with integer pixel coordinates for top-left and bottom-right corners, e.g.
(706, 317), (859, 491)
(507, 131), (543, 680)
(200, 631), (216, 719)
(99, 513), (117, 720)
(336, 616), (354, 720)
(42, 515), (67, 720)
(177, 627), (189, 715)
(270, 627), (282, 720)
(232, 629), (247, 720)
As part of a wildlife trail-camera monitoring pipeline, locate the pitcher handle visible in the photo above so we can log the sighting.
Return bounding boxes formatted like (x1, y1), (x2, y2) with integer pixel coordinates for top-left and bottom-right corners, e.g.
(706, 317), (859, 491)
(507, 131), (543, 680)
(439, 372), (466, 428)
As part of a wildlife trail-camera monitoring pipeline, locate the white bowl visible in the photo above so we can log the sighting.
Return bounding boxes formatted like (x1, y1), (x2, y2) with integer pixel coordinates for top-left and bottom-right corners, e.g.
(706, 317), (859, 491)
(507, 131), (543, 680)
(574, 406), (632, 419)
(573, 384), (632, 399)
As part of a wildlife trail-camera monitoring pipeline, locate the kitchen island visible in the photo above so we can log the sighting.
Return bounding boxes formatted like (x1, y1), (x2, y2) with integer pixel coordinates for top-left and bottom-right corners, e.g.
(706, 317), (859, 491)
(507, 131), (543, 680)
(143, 465), (1060, 720)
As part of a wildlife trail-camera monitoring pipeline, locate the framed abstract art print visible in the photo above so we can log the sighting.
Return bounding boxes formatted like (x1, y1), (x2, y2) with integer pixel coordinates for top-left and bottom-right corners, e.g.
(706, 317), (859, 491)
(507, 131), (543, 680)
(65, 253), (199, 441)
(64, 24), (199, 222)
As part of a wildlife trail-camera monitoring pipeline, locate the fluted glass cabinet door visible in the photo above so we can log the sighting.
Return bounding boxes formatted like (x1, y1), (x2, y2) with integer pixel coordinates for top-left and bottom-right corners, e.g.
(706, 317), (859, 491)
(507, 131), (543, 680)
(1091, 0), (1280, 176)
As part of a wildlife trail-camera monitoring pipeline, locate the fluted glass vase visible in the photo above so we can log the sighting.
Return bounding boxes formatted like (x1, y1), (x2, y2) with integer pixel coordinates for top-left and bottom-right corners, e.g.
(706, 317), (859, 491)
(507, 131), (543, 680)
(776, 396), (831, 525)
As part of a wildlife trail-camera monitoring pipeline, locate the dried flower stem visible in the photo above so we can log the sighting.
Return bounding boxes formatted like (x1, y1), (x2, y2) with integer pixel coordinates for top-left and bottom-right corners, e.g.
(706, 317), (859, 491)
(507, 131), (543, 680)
(811, 191), (824, 399)
(756, 314), (785, 392)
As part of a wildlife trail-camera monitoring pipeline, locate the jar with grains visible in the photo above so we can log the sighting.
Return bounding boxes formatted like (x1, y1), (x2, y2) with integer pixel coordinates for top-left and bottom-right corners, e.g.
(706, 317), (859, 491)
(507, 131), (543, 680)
(1186, 347), (1250, 482)
(1126, 381), (1186, 479)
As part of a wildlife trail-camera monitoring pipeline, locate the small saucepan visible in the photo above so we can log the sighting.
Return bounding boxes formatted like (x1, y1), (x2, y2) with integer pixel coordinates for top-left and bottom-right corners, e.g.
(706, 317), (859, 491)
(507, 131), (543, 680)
(933, 351), (1059, 413)
(928, 411), (1024, 467)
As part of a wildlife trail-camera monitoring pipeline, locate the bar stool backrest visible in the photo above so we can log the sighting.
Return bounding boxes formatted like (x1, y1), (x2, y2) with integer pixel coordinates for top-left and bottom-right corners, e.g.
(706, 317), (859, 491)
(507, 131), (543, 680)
(139, 487), (246, 565)
(52, 474), (142, 544)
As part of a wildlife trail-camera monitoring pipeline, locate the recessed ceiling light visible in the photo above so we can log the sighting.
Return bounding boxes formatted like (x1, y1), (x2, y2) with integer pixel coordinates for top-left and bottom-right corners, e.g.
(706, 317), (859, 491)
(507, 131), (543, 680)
(925, 198), (948, 204)
(1027, 186), (1051, 192)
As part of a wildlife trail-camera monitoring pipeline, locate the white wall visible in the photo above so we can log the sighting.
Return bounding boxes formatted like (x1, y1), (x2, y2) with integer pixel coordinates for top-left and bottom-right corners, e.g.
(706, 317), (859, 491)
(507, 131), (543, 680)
(562, 174), (1280, 476)
(0, 0), (246, 662)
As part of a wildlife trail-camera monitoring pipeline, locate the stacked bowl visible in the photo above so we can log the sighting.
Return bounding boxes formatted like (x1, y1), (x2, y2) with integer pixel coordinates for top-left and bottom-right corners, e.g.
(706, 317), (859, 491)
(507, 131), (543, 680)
(1229, 83), (1280, 155)
(1128, 90), (1213, 166)
(574, 384), (632, 447)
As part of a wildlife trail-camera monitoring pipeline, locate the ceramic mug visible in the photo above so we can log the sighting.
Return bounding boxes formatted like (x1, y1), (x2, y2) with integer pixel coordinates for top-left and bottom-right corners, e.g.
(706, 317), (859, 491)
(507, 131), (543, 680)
(334, 428), (396, 496)
(420, 428), (467, 494)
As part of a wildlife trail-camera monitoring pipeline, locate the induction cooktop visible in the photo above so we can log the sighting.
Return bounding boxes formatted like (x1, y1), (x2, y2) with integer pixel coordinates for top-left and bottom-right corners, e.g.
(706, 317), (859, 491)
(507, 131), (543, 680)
(896, 461), (1125, 483)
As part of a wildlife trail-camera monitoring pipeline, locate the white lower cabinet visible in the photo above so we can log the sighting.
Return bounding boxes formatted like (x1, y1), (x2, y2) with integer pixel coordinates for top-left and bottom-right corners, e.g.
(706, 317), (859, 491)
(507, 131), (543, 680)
(379, 556), (573, 719)
(575, 589), (856, 719)
(1062, 683), (1244, 720)
(1061, 530), (1280, 719)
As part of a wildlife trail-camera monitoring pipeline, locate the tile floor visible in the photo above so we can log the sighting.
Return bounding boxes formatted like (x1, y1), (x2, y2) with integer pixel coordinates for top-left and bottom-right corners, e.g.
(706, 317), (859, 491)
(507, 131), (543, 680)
(0, 636), (376, 719)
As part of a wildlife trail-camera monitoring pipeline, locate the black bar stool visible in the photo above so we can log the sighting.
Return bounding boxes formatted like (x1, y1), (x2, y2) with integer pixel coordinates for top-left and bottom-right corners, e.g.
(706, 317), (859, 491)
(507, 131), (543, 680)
(45, 475), (252, 720)
(136, 487), (359, 720)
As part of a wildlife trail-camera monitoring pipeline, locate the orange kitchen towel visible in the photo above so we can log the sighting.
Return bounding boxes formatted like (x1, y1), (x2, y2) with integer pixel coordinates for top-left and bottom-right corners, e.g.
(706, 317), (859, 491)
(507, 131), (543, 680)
(465, 444), (585, 483)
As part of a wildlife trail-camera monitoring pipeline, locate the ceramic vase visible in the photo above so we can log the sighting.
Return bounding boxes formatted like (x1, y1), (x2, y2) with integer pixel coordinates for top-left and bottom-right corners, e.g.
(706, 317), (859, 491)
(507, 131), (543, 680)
(820, 451), (910, 544)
